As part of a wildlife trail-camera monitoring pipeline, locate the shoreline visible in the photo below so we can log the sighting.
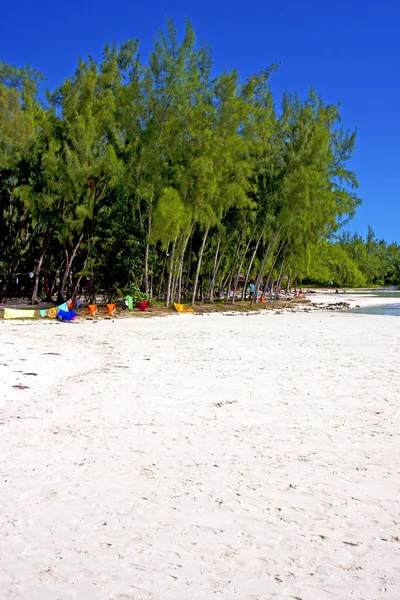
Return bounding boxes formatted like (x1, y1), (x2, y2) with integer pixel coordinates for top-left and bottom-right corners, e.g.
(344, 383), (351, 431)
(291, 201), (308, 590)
(1, 288), (399, 323)
(305, 291), (400, 311)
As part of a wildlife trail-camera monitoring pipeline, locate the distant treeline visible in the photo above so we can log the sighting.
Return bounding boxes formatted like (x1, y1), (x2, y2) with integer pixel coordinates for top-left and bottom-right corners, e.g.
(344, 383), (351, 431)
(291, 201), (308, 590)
(303, 228), (400, 288)
(0, 20), (398, 305)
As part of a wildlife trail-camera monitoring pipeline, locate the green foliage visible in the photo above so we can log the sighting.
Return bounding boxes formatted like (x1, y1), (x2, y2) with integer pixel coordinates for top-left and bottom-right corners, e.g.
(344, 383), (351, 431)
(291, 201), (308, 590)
(1, 19), (398, 306)
(97, 197), (145, 296)
(304, 241), (367, 287)
(126, 283), (149, 304)
(338, 229), (400, 286)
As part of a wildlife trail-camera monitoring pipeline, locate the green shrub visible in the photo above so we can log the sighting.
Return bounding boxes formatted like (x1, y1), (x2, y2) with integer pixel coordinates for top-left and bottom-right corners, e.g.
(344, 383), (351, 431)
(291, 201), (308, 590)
(126, 283), (149, 305)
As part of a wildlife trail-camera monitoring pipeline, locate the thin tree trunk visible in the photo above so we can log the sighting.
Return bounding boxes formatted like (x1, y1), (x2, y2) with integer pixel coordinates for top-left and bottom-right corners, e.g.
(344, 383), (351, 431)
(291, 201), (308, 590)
(71, 255), (89, 299)
(241, 228), (265, 301)
(224, 264), (237, 302)
(208, 232), (221, 303)
(225, 223), (248, 303)
(144, 195), (153, 295)
(177, 264), (184, 303)
(46, 270), (57, 302)
(171, 274), (178, 304)
(177, 230), (192, 303)
(285, 276), (291, 294)
(192, 227), (209, 307)
(274, 257), (286, 300)
(31, 225), (56, 304)
(232, 237), (251, 304)
(171, 232), (188, 304)
(210, 244), (226, 302)
(57, 232), (84, 304)
(49, 274), (57, 300)
(251, 229), (282, 308)
(165, 239), (176, 307)
(43, 253), (52, 301)
(87, 233), (94, 302)
(187, 234), (193, 294)
(220, 272), (232, 299)
(263, 250), (280, 297)
(157, 242), (170, 300)
(250, 234), (281, 307)
(209, 228), (238, 302)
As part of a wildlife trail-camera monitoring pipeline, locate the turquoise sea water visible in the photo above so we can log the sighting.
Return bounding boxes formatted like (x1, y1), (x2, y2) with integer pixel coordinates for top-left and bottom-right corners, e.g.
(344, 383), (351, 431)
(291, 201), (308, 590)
(349, 289), (400, 316)
(352, 303), (400, 317)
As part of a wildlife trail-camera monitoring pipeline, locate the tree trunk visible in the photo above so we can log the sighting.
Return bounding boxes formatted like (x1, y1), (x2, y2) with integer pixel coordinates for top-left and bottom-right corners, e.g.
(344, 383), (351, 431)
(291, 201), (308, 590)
(144, 195), (153, 295)
(31, 225), (56, 304)
(71, 255), (88, 299)
(285, 276), (291, 294)
(220, 272), (232, 299)
(43, 253), (52, 301)
(224, 223), (247, 303)
(57, 248), (70, 304)
(263, 245), (282, 297)
(170, 274), (178, 305)
(157, 242), (170, 300)
(251, 230), (282, 308)
(209, 228), (238, 302)
(208, 232), (221, 303)
(87, 232), (95, 302)
(210, 244), (225, 302)
(177, 231), (191, 303)
(57, 232), (84, 304)
(232, 237), (251, 304)
(46, 270), (57, 302)
(253, 238), (282, 306)
(225, 244), (242, 302)
(192, 227), (209, 307)
(165, 239), (176, 307)
(274, 258), (286, 300)
(241, 228), (265, 301)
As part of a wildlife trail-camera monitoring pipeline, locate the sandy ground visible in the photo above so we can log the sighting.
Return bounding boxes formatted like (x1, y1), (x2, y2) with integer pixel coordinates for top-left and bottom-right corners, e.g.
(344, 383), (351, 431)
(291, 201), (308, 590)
(1, 310), (400, 600)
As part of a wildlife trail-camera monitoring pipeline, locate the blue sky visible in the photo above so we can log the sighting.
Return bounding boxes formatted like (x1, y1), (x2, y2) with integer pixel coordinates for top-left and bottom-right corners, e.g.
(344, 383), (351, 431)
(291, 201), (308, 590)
(2, 0), (399, 242)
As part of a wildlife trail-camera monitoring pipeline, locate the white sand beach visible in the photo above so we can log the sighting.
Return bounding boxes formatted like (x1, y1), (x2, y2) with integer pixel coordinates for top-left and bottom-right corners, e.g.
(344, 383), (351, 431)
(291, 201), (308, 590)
(304, 290), (400, 311)
(1, 310), (400, 600)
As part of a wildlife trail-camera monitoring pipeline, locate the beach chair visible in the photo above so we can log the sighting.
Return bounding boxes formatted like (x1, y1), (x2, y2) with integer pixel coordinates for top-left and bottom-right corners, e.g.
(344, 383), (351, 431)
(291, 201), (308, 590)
(106, 303), (116, 316)
(138, 300), (149, 312)
(173, 302), (194, 313)
(86, 304), (98, 318)
(124, 295), (133, 310)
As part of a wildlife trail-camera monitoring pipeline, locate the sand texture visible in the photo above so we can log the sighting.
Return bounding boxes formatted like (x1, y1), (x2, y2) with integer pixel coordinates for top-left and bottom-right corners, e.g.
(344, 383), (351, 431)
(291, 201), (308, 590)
(1, 311), (400, 599)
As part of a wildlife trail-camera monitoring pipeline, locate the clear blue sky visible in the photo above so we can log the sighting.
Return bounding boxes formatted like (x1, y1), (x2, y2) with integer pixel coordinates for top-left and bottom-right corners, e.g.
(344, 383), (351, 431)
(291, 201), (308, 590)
(2, 0), (399, 243)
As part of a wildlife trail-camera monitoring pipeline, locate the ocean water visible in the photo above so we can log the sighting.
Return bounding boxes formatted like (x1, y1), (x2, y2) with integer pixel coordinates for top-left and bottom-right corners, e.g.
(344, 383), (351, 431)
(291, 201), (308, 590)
(351, 303), (400, 317)
(346, 290), (400, 298)
(352, 303), (400, 317)
(348, 289), (400, 316)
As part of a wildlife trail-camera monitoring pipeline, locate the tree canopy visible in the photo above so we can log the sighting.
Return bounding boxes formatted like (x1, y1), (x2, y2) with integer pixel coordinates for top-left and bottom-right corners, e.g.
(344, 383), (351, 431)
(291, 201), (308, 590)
(0, 21), (398, 305)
